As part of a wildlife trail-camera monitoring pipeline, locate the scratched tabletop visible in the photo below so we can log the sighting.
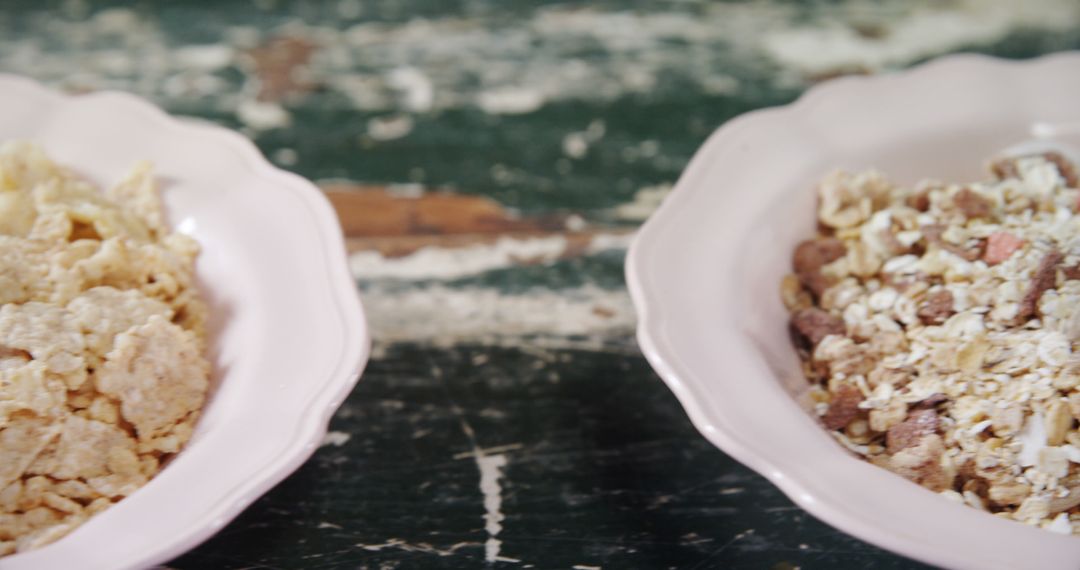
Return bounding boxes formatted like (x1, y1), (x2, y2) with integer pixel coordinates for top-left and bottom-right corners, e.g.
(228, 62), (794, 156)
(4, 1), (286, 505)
(5, 1), (1080, 568)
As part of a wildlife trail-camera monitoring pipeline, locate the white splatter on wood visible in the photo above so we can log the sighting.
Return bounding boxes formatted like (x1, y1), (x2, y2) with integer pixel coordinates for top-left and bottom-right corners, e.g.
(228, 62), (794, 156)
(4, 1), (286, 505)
(453, 443), (524, 460)
(362, 284), (635, 347)
(349, 235), (573, 281)
(320, 431), (351, 447)
(237, 99), (290, 130)
(477, 87), (545, 114)
(355, 539), (479, 556)
(763, 0), (1080, 76)
(613, 184), (672, 222)
(477, 453), (509, 563)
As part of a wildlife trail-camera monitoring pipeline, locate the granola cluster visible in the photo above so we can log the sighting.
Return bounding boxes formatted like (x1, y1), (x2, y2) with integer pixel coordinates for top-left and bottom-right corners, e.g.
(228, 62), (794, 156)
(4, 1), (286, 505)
(0, 142), (209, 555)
(785, 152), (1080, 535)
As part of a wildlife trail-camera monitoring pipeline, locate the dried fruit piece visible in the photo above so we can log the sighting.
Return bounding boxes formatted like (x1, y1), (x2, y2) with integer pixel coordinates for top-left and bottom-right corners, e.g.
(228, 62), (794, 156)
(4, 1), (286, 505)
(785, 156), (1080, 533)
(983, 232), (1024, 265)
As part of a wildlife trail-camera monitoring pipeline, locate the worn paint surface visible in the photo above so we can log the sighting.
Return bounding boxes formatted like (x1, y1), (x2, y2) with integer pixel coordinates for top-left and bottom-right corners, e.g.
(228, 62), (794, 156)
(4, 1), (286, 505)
(3, 0), (1080, 568)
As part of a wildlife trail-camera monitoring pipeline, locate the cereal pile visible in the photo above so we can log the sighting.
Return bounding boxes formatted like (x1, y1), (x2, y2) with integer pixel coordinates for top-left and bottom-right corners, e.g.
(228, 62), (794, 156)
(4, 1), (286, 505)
(784, 152), (1080, 535)
(0, 142), (209, 555)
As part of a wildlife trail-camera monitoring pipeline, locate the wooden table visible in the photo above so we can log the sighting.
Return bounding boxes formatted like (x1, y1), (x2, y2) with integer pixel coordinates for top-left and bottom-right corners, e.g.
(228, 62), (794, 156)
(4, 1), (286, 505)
(5, 1), (1079, 567)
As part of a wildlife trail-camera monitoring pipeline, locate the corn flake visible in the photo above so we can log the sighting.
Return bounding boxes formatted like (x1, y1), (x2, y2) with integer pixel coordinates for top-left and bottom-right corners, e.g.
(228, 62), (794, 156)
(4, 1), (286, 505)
(0, 142), (210, 554)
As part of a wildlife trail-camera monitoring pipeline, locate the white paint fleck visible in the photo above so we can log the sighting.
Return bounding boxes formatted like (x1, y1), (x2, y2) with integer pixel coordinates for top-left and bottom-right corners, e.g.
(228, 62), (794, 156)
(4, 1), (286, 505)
(572, 566), (602, 570)
(174, 44), (234, 71)
(337, 0), (363, 19)
(585, 231), (635, 255)
(477, 88), (545, 115)
(564, 214), (589, 233)
(562, 132), (589, 159)
(613, 184), (672, 222)
(5, 0), (1079, 118)
(320, 431), (351, 447)
(381, 183), (426, 199)
(317, 521), (343, 529)
(387, 67), (434, 112)
(477, 453), (508, 563)
(763, 0), (1080, 77)
(356, 539), (479, 556)
(93, 7), (138, 31)
(362, 284), (635, 348)
(367, 114), (415, 141)
(237, 99), (290, 130)
(272, 147), (299, 166)
(453, 443), (524, 460)
(351, 231), (631, 282)
(351, 235), (569, 281)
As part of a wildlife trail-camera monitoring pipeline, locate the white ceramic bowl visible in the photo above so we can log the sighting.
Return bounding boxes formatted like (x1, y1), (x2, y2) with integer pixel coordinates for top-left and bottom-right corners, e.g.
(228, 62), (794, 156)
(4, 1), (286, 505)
(0, 75), (370, 569)
(626, 52), (1080, 570)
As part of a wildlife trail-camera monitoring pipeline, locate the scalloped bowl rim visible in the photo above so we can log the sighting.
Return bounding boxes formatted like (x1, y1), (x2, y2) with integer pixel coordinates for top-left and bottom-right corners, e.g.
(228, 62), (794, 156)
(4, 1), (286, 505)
(0, 75), (370, 569)
(627, 52), (1080, 570)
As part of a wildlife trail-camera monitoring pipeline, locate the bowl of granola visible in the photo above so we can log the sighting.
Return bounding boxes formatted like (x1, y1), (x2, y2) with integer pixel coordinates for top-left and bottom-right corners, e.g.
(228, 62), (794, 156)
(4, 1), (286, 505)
(626, 52), (1080, 569)
(0, 75), (370, 569)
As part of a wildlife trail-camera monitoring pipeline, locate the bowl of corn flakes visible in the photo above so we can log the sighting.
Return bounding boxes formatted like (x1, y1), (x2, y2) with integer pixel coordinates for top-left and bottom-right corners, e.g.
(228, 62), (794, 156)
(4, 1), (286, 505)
(626, 52), (1080, 569)
(0, 74), (370, 569)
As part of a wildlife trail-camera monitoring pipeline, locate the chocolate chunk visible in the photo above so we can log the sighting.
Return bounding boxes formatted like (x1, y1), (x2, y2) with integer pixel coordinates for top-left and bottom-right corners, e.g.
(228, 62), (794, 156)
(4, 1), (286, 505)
(990, 152), (1078, 188)
(911, 393), (948, 409)
(917, 290), (954, 326)
(792, 238), (846, 297)
(954, 187), (993, 220)
(906, 190), (931, 212)
(793, 238), (846, 273)
(921, 224), (982, 261)
(791, 307), (846, 346)
(989, 157), (1020, 181)
(886, 408), (940, 454)
(879, 229), (909, 255)
(822, 383), (864, 430)
(1043, 151), (1079, 189)
(0, 345), (30, 360)
(1016, 250), (1064, 323)
(921, 223), (944, 242)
